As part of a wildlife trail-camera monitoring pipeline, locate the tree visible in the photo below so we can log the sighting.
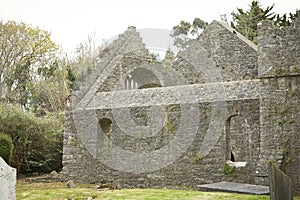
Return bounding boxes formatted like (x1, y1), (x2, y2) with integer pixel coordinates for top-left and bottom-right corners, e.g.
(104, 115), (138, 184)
(0, 21), (58, 108)
(230, 1), (276, 44)
(71, 34), (97, 84)
(171, 18), (208, 50)
(230, 0), (298, 44)
(162, 49), (175, 66)
(28, 57), (70, 114)
(274, 11), (299, 27)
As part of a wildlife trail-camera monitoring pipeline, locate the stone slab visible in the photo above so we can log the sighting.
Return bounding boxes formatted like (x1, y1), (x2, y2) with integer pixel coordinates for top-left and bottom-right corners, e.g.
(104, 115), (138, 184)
(0, 157), (17, 200)
(197, 181), (269, 195)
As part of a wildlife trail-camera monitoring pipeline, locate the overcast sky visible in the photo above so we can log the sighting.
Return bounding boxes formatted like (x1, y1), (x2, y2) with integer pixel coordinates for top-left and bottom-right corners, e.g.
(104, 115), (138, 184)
(0, 0), (299, 53)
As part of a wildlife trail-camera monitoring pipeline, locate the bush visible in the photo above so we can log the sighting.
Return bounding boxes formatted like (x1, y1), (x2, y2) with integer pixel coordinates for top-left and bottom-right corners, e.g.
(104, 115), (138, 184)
(0, 103), (63, 174)
(0, 133), (14, 164)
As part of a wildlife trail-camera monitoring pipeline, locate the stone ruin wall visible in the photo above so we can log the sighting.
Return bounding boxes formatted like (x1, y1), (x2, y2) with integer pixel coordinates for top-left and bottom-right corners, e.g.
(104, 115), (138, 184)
(63, 100), (260, 188)
(173, 21), (257, 85)
(256, 18), (300, 194)
(62, 18), (300, 193)
(62, 21), (262, 188)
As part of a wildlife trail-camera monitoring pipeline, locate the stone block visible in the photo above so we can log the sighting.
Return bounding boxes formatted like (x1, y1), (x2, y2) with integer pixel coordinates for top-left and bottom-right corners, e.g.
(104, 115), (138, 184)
(0, 157), (16, 200)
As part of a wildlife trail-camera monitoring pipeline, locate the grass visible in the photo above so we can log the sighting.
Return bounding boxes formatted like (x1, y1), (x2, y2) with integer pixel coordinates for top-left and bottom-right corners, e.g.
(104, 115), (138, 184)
(16, 180), (299, 200)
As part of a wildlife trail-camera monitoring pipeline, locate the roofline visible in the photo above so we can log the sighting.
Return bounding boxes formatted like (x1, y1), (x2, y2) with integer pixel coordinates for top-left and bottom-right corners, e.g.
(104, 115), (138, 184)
(211, 20), (257, 51)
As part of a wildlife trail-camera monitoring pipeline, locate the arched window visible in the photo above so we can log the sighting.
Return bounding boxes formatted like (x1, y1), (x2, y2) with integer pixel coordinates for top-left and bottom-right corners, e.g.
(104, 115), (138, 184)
(225, 113), (238, 161)
(124, 68), (162, 90)
(99, 118), (112, 134)
(97, 118), (112, 160)
(231, 152), (235, 162)
(224, 110), (248, 168)
(125, 74), (139, 90)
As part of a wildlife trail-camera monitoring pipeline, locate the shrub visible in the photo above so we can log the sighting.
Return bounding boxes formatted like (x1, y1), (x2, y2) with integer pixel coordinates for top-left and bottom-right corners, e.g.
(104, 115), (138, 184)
(0, 103), (63, 174)
(0, 133), (14, 164)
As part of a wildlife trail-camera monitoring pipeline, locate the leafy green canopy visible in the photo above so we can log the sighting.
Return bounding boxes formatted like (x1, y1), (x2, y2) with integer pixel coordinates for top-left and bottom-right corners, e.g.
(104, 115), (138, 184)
(171, 18), (208, 50)
(0, 21), (73, 115)
(0, 21), (58, 106)
(231, 1), (275, 44)
(0, 104), (63, 174)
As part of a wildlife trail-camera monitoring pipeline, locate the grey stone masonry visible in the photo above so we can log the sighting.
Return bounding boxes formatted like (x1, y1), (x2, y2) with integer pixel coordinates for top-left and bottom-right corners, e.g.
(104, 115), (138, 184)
(258, 18), (300, 78)
(63, 17), (300, 194)
(256, 14), (300, 194)
(86, 80), (259, 110)
(72, 26), (149, 107)
(197, 21), (257, 82)
(0, 157), (16, 200)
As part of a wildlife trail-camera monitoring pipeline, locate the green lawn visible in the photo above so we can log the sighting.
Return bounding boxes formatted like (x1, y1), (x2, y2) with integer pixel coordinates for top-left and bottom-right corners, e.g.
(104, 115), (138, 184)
(16, 180), (297, 200)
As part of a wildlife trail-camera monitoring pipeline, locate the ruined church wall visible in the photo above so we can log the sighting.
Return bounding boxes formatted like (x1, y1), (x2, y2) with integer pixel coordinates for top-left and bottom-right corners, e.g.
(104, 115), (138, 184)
(170, 21), (257, 85)
(257, 19), (300, 194)
(62, 97), (260, 188)
(197, 21), (258, 82)
(62, 21), (263, 188)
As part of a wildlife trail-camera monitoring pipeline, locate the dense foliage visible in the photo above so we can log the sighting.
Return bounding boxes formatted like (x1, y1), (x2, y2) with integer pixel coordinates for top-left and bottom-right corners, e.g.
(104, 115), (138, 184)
(0, 133), (14, 164)
(230, 1), (298, 44)
(0, 21), (70, 174)
(0, 104), (63, 174)
(0, 21), (58, 108)
(0, 20), (94, 174)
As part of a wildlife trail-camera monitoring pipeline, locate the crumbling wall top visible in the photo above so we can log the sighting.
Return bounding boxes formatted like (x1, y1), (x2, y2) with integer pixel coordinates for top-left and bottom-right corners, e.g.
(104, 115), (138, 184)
(258, 10), (300, 78)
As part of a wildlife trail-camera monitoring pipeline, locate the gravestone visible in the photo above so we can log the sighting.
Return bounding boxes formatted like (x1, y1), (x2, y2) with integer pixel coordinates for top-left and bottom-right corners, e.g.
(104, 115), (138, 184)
(0, 157), (16, 200)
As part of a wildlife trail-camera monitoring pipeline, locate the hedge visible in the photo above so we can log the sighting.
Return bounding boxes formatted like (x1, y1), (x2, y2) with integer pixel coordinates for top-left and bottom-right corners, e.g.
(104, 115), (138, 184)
(0, 133), (14, 164)
(0, 103), (63, 174)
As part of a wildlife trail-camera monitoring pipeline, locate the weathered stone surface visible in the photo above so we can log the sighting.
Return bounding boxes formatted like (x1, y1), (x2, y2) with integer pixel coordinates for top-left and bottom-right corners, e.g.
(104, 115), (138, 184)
(197, 181), (269, 195)
(256, 15), (300, 194)
(0, 157), (16, 200)
(62, 16), (300, 194)
(63, 20), (258, 187)
(67, 180), (75, 188)
(84, 80), (259, 110)
(196, 21), (257, 82)
(258, 20), (300, 78)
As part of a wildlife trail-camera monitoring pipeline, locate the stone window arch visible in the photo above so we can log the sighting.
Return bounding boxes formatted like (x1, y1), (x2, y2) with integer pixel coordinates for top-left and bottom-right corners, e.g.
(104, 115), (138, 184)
(231, 152), (235, 162)
(97, 118), (113, 160)
(225, 111), (247, 167)
(225, 113), (238, 162)
(99, 118), (112, 135)
(125, 74), (139, 90)
(124, 68), (162, 90)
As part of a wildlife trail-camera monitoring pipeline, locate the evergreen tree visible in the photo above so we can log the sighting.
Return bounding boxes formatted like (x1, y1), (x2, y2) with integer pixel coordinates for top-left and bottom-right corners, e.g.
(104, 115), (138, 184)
(230, 0), (298, 44)
(230, 1), (275, 44)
